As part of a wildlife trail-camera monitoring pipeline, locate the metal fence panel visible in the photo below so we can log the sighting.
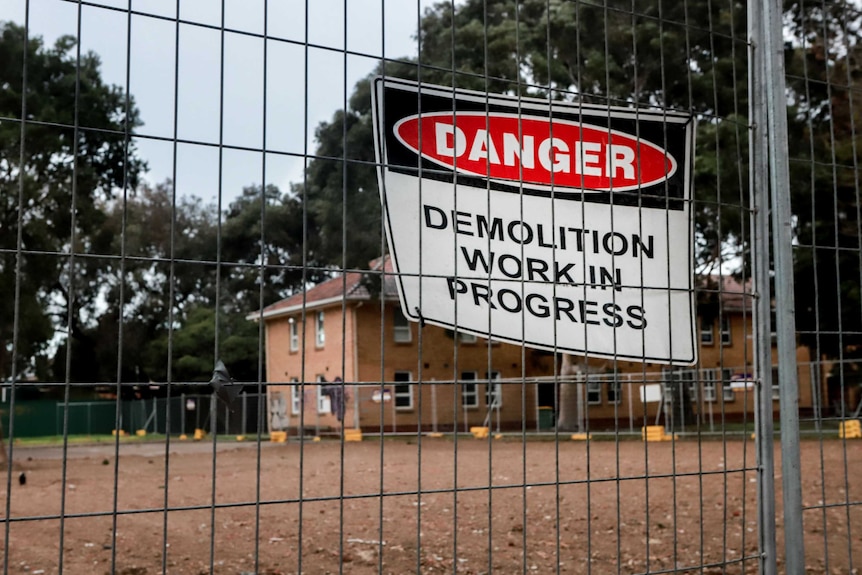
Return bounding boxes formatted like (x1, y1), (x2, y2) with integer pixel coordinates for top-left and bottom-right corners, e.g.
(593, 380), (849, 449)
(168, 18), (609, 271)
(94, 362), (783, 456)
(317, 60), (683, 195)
(1, 0), (860, 574)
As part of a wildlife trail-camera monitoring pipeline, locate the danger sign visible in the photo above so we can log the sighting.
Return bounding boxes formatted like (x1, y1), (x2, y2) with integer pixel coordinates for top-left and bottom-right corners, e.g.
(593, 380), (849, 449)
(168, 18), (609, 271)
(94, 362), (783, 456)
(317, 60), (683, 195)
(372, 78), (696, 365)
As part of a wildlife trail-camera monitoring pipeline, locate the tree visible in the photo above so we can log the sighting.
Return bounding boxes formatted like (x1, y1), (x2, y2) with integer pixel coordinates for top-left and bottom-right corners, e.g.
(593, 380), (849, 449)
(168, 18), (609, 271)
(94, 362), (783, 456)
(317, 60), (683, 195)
(145, 305), (261, 384)
(48, 181), (219, 385)
(221, 184), (315, 306)
(297, 1), (860, 427)
(0, 22), (145, 379)
(53, 180), (305, 387)
(785, 27), (862, 361)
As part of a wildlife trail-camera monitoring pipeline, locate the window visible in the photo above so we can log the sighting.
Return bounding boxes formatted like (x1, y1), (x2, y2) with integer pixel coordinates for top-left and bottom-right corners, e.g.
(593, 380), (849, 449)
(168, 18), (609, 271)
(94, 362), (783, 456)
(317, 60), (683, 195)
(458, 331), (477, 344)
(720, 369), (735, 401)
(700, 317), (715, 345)
(687, 379), (699, 400)
(461, 372), (478, 407)
(316, 375), (330, 413)
(607, 377), (621, 404)
(315, 311), (325, 347)
(702, 378), (717, 402)
(720, 315), (731, 346)
(662, 369), (696, 404)
(290, 378), (301, 414)
(394, 371), (413, 410)
(485, 371), (502, 407)
(289, 319), (299, 352)
(393, 308), (412, 343)
(701, 368), (734, 402)
(586, 378), (602, 405)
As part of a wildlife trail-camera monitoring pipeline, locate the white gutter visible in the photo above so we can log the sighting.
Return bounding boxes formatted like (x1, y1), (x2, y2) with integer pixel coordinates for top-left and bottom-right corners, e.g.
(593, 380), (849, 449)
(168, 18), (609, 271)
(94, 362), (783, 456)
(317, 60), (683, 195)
(245, 295), (355, 322)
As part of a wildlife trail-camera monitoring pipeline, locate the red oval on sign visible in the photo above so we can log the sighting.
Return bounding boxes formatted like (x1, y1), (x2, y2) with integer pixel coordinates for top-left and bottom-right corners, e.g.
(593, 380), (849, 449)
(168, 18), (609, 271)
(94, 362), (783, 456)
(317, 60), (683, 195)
(393, 112), (676, 192)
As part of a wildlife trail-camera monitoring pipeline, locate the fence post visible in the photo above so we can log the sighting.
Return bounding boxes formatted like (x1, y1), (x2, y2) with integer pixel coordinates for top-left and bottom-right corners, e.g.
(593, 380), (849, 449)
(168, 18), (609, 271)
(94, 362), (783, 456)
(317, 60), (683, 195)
(242, 393), (247, 435)
(750, 2), (778, 572)
(760, 0), (806, 572)
(627, 376), (633, 434)
(353, 383), (359, 430)
(431, 381), (438, 433)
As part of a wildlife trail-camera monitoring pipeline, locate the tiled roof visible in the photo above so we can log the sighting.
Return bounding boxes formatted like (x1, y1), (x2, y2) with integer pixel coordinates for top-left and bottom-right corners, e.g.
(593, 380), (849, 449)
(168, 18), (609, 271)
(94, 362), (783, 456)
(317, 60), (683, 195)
(701, 274), (756, 312)
(254, 255), (398, 320)
(255, 263), (756, 321)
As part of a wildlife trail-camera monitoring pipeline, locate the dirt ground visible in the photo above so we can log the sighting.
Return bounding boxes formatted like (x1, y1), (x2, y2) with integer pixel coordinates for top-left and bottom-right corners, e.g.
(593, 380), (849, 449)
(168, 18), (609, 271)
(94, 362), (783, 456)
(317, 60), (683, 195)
(0, 437), (859, 575)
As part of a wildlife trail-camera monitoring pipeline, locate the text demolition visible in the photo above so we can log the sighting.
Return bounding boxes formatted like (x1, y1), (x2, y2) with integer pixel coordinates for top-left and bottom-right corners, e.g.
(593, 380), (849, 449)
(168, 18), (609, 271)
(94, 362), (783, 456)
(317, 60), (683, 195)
(423, 205), (654, 258)
(422, 204), (653, 330)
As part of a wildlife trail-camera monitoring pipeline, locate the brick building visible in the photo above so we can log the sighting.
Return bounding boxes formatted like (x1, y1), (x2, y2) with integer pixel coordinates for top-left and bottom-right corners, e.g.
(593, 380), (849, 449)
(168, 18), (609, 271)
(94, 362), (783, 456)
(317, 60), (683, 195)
(251, 258), (821, 435)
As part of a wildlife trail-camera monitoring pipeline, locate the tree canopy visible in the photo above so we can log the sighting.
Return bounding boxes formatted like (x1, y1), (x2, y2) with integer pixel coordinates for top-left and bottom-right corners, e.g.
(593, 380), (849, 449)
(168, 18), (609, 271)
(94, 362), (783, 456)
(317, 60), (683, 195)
(0, 21), (145, 379)
(4, 0), (862, 397)
(296, 0), (862, 359)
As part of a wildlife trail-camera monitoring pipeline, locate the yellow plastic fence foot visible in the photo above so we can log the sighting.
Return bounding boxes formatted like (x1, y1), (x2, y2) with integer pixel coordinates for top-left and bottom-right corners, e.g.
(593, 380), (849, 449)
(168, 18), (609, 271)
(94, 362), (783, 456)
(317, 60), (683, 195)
(269, 431), (287, 443)
(839, 420), (861, 439)
(470, 426), (489, 439)
(344, 429), (363, 442)
(641, 426), (671, 442)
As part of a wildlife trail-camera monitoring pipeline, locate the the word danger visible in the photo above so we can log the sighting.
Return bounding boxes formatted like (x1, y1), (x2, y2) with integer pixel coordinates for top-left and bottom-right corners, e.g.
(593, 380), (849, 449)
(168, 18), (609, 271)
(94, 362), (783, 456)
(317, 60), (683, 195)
(394, 111), (677, 192)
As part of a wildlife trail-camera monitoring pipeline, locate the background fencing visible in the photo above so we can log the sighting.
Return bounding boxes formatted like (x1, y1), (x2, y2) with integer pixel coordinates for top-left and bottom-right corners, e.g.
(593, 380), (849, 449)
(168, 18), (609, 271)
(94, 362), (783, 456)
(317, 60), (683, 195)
(1, 0), (861, 574)
(0, 395), (265, 438)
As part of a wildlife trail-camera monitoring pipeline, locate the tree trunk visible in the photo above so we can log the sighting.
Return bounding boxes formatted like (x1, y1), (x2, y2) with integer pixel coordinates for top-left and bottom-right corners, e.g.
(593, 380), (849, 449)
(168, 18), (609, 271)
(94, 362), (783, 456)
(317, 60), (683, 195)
(557, 354), (583, 432)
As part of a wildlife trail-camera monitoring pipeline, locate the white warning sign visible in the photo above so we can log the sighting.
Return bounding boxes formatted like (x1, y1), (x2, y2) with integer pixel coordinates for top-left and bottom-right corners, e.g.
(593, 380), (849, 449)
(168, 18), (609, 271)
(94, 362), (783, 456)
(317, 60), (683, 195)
(372, 78), (697, 365)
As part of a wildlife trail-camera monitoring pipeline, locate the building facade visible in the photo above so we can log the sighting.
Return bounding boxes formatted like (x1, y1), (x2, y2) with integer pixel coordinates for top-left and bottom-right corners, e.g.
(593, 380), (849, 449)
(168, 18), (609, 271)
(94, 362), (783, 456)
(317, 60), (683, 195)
(252, 261), (821, 435)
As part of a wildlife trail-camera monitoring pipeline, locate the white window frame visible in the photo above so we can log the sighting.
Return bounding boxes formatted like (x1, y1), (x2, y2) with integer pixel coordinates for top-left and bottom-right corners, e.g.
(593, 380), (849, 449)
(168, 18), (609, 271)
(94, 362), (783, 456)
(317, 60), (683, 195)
(290, 378), (301, 414)
(699, 368), (735, 402)
(316, 375), (331, 413)
(687, 379), (699, 400)
(721, 376), (735, 402)
(315, 311), (325, 347)
(393, 308), (412, 343)
(461, 372), (479, 408)
(586, 378), (603, 405)
(700, 317), (715, 345)
(289, 318), (299, 352)
(606, 377), (622, 405)
(485, 371), (502, 407)
(662, 368), (696, 404)
(702, 378), (717, 402)
(458, 331), (477, 344)
(393, 371), (413, 410)
(720, 315), (731, 346)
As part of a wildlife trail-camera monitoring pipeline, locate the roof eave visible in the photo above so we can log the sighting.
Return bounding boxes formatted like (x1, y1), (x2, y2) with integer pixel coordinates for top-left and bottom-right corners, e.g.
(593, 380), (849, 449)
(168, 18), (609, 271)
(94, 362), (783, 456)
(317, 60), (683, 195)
(248, 293), (384, 322)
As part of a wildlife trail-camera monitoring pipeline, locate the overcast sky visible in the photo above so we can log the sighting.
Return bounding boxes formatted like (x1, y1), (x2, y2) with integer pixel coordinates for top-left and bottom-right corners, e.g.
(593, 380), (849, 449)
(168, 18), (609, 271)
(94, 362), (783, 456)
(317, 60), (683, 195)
(7, 0), (436, 205)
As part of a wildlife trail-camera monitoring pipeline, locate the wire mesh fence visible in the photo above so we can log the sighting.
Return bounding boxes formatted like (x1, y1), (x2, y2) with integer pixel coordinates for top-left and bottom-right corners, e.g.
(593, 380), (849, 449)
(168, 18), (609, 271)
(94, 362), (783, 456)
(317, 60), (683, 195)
(1, 0), (861, 574)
